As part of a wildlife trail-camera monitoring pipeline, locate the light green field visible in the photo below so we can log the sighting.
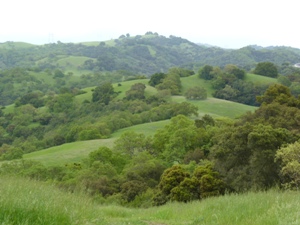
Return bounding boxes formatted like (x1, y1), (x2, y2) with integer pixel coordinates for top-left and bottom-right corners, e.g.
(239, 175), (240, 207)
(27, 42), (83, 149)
(23, 139), (114, 166)
(1, 175), (299, 225)
(172, 96), (257, 119)
(245, 73), (277, 84)
(181, 74), (214, 97)
(111, 120), (170, 138)
(0, 41), (35, 49)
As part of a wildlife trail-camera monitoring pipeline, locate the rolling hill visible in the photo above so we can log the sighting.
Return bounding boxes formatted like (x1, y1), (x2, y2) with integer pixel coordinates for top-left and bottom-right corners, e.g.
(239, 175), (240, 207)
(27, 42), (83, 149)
(1, 33), (300, 75)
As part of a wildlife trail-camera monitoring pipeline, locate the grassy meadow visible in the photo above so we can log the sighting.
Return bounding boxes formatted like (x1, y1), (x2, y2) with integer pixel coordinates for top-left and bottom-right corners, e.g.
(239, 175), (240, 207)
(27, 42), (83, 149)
(0, 175), (299, 225)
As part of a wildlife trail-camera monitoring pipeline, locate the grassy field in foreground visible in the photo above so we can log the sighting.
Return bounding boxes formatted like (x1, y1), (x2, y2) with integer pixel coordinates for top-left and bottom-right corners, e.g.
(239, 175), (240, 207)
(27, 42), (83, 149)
(1, 175), (299, 225)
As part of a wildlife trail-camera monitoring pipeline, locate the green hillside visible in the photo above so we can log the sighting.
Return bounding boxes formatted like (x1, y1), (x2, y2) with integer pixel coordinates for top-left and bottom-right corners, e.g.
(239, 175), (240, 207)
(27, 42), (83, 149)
(0, 41), (35, 49)
(1, 34), (300, 215)
(245, 73), (277, 84)
(1, 33), (300, 74)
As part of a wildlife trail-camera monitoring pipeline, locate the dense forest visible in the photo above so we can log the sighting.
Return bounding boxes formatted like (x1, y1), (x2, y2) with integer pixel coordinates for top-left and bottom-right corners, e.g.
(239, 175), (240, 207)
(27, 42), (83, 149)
(1, 33), (300, 208)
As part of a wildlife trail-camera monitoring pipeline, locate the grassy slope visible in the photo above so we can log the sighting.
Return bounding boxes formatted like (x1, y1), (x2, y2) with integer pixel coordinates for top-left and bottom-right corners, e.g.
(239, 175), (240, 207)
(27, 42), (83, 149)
(245, 73), (277, 84)
(1, 175), (299, 225)
(0, 41), (35, 49)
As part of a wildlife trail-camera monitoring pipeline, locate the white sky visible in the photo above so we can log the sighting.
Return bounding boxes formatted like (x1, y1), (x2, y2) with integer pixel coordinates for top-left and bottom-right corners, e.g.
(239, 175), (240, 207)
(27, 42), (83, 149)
(1, 0), (299, 49)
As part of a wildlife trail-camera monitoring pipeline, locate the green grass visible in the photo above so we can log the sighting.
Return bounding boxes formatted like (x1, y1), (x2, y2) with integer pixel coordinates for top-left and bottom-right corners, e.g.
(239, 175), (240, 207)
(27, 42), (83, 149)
(111, 120), (170, 138)
(1, 175), (300, 225)
(172, 96), (257, 119)
(0, 41), (35, 49)
(23, 139), (115, 166)
(245, 73), (277, 84)
(181, 74), (215, 97)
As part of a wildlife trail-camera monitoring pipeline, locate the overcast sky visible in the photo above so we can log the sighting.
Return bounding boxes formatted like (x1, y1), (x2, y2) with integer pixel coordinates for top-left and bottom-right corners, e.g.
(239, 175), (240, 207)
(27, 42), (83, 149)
(1, 0), (299, 49)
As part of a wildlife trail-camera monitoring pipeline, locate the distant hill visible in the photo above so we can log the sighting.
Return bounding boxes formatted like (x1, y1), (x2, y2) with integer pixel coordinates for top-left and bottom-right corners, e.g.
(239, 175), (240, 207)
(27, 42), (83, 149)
(0, 41), (35, 49)
(0, 33), (300, 74)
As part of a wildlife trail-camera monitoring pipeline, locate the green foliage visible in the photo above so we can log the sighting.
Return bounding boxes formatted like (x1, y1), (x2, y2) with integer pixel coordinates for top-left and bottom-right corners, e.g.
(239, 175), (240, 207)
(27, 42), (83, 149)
(153, 115), (209, 163)
(256, 83), (294, 105)
(148, 72), (167, 87)
(212, 120), (293, 191)
(78, 128), (102, 141)
(276, 141), (300, 189)
(277, 75), (292, 87)
(198, 65), (214, 80)
(184, 86), (207, 100)
(224, 64), (246, 79)
(155, 162), (225, 205)
(253, 61), (278, 78)
(156, 73), (182, 95)
(121, 180), (148, 202)
(92, 82), (115, 104)
(0, 144), (23, 160)
(125, 83), (146, 100)
(113, 131), (152, 157)
(168, 67), (195, 77)
(46, 93), (75, 113)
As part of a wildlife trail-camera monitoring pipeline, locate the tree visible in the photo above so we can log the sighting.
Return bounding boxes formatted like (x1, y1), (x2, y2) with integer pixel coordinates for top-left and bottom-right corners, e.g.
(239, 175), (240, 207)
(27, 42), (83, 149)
(253, 62), (278, 78)
(155, 165), (189, 204)
(92, 82), (115, 104)
(153, 115), (209, 163)
(154, 162), (225, 205)
(224, 64), (246, 79)
(198, 65), (214, 80)
(212, 122), (292, 191)
(148, 73), (167, 87)
(46, 93), (75, 114)
(276, 141), (300, 189)
(256, 83), (294, 105)
(277, 75), (291, 87)
(156, 73), (181, 95)
(168, 67), (194, 77)
(113, 131), (152, 157)
(125, 83), (146, 100)
(184, 86), (207, 100)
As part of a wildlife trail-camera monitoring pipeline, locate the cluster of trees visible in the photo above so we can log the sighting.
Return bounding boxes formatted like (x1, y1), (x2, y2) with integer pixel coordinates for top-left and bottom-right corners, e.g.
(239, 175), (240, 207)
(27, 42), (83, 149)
(149, 67), (194, 95)
(198, 64), (274, 106)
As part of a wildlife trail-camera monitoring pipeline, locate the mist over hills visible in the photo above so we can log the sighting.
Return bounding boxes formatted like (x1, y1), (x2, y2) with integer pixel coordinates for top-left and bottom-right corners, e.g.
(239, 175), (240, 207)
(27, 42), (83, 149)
(0, 32), (300, 75)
